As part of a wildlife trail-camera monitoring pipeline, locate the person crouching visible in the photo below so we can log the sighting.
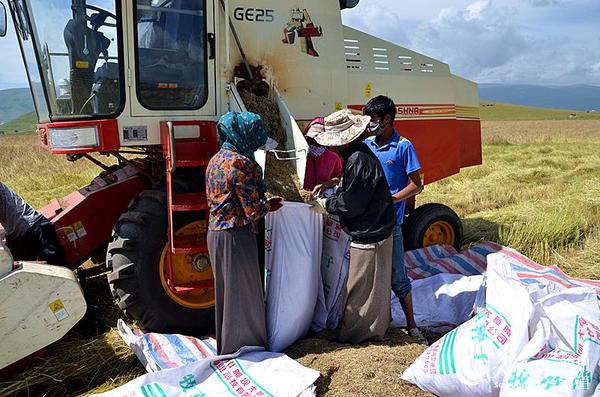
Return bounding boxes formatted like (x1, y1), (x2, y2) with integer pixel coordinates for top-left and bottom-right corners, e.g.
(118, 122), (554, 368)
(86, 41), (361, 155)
(205, 112), (283, 355)
(313, 109), (396, 344)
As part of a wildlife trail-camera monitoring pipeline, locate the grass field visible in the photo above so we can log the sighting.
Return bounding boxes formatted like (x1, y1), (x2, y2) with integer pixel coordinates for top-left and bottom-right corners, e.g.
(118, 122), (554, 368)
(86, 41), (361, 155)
(420, 119), (600, 280)
(480, 102), (600, 121)
(1, 104), (599, 395)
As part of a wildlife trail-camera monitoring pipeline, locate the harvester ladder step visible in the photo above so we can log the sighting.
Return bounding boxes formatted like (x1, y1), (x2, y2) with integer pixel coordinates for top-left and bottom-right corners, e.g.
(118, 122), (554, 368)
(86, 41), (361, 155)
(160, 120), (218, 297)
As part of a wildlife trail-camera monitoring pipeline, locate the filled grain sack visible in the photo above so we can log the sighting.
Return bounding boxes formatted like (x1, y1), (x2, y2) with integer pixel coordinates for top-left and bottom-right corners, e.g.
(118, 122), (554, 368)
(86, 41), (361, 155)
(265, 202), (323, 352)
(312, 214), (351, 331)
(391, 273), (484, 330)
(500, 288), (600, 397)
(93, 346), (320, 397)
(402, 253), (536, 397)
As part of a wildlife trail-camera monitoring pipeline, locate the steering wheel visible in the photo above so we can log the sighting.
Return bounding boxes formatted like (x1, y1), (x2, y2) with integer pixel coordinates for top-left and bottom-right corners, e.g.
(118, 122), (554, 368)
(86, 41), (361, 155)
(85, 4), (117, 29)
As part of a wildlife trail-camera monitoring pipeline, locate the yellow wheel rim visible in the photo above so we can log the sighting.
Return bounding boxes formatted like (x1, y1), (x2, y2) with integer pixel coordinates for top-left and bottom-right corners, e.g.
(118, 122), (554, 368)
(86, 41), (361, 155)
(423, 220), (456, 247)
(159, 221), (215, 309)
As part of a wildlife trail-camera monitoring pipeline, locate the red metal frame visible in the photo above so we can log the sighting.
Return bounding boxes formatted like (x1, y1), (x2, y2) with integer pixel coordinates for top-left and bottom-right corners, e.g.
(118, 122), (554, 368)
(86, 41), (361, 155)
(160, 120), (218, 295)
(37, 119), (121, 155)
(39, 165), (149, 268)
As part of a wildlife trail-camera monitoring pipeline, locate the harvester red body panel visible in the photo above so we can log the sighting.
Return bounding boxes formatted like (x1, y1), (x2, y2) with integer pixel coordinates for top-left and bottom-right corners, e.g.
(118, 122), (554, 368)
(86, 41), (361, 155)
(38, 166), (148, 268)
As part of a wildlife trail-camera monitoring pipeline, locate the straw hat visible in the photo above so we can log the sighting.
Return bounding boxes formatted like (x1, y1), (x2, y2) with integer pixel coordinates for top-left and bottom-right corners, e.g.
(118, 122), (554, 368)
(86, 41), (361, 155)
(314, 109), (371, 147)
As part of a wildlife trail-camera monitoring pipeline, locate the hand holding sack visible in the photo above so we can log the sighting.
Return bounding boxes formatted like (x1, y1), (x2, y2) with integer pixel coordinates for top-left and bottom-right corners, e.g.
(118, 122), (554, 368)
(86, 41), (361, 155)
(310, 197), (328, 215)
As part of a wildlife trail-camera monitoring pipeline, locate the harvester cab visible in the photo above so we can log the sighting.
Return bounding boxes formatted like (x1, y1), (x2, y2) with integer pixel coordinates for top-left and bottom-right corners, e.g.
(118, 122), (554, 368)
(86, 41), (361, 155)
(0, 0), (482, 366)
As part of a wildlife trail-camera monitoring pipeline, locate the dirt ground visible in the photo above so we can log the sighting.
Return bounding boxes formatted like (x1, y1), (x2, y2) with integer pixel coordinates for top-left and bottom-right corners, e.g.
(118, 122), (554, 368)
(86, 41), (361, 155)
(287, 330), (432, 397)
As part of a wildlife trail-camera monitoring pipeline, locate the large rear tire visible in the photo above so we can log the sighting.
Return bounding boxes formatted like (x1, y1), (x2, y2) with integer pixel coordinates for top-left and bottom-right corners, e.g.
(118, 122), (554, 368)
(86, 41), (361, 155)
(107, 190), (214, 335)
(403, 203), (463, 251)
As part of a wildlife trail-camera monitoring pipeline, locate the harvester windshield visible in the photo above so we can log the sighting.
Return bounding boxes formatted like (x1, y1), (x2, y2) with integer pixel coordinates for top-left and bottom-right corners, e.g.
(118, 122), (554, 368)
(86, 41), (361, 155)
(9, 0), (122, 121)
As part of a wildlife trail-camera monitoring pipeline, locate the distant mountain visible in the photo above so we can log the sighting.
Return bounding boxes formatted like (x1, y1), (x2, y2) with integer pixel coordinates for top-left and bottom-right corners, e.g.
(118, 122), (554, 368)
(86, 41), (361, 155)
(0, 88), (34, 124)
(479, 84), (600, 112)
(0, 112), (37, 135)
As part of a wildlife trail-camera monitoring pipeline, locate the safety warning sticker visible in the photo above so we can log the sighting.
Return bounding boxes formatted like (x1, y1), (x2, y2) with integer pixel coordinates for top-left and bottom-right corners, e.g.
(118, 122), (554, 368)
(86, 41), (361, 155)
(49, 299), (69, 322)
(74, 221), (87, 238)
(64, 226), (77, 242)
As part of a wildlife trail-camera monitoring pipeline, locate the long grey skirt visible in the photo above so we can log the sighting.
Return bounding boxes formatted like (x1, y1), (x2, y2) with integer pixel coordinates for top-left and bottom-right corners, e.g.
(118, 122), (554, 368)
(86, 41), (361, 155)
(207, 227), (267, 355)
(339, 236), (393, 344)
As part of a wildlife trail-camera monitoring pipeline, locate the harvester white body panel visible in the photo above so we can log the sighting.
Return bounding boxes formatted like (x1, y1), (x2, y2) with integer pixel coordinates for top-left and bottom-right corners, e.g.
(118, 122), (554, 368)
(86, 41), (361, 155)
(0, 262), (86, 370)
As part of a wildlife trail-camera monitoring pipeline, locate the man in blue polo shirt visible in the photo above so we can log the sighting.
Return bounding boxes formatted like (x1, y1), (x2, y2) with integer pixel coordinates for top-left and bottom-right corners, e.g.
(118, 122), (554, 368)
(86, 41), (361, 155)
(364, 95), (427, 344)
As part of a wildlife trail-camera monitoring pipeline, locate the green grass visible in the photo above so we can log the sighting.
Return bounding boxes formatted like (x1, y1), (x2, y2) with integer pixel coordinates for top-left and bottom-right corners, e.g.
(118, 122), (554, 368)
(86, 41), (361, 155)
(0, 111), (37, 135)
(480, 102), (600, 121)
(0, 135), (102, 208)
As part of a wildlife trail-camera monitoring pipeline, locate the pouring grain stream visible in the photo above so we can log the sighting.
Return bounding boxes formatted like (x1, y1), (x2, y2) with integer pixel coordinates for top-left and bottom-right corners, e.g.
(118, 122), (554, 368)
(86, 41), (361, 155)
(237, 84), (313, 202)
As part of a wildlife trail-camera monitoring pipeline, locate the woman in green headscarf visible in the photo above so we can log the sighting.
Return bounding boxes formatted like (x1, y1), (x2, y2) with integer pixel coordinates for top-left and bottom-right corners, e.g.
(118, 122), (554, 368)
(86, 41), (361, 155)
(205, 111), (283, 355)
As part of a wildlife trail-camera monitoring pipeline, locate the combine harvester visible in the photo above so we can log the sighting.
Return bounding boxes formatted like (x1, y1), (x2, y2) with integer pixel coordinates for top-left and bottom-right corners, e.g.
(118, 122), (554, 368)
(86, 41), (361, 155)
(0, 0), (482, 368)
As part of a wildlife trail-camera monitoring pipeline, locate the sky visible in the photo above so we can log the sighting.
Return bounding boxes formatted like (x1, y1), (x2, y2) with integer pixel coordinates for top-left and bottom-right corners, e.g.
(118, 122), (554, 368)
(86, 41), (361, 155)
(342, 0), (600, 86)
(0, 0), (599, 89)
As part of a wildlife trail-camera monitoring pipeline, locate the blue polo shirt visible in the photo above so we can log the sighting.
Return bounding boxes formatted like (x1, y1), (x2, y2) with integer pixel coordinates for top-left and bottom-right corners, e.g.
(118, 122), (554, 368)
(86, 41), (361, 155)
(365, 131), (421, 225)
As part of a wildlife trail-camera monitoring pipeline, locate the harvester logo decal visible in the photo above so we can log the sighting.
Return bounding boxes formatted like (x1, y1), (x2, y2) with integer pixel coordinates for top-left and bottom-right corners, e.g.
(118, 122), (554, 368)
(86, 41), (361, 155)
(282, 8), (323, 57)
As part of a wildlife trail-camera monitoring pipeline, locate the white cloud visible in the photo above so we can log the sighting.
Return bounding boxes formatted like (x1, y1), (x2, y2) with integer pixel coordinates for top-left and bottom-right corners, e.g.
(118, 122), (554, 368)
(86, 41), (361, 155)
(342, 4), (409, 46)
(344, 0), (600, 85)
(412, 1), (530, 78)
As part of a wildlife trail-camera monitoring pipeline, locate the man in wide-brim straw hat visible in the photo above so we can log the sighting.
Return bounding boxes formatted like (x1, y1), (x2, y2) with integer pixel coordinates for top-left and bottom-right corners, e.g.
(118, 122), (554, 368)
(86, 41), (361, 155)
(314, 109), (396, 344)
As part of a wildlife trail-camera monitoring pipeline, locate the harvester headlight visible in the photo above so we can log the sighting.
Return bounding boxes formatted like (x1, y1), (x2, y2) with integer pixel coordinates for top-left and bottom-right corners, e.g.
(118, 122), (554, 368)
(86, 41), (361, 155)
(49, 127), (99, 149)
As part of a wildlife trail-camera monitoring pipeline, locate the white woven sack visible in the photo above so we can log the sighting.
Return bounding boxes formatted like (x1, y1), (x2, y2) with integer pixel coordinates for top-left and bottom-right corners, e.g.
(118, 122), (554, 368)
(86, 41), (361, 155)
(265, 202), (323, 352)
(93, 347), (320, 397)
(500, 288), (600, 397)
(402, 253), (535, 397)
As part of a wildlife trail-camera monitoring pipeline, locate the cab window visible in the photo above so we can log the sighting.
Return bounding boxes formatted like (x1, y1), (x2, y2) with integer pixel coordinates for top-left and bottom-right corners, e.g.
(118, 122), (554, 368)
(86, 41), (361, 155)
(135, 0), (207, 110)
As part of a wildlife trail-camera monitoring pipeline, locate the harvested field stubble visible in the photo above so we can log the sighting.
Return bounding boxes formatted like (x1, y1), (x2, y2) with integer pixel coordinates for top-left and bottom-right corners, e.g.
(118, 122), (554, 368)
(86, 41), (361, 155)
(422, 120), (600, 280)
(0, 135), (105, 208)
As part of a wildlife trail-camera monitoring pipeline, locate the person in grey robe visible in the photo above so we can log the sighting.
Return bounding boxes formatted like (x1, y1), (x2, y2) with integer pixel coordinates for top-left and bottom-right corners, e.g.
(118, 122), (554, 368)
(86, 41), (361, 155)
(205, 112), (283, 355)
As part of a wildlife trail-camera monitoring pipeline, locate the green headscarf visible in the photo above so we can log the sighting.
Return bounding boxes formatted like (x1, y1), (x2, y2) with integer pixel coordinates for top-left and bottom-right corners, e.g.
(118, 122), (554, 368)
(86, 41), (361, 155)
(217, 111), (269, 194)
(218, 111), (268, 161)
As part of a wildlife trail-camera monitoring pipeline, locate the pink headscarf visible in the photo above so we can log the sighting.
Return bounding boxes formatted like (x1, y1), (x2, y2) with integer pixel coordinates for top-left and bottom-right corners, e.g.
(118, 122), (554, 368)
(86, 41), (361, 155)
(304, 117), (325, 139)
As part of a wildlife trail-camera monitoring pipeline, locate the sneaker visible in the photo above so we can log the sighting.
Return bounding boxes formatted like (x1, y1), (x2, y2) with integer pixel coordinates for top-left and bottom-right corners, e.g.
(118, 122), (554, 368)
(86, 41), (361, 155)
(408, 327), (429, 346)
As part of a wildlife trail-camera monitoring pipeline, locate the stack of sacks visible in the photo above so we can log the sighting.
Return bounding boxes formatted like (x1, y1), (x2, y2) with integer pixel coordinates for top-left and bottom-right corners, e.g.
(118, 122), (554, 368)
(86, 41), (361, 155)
(402, 249), (600, 397)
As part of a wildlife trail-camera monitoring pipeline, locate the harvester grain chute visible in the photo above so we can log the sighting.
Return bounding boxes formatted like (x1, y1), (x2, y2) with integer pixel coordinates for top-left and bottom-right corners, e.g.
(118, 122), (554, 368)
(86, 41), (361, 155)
(0, 0), (480, 369)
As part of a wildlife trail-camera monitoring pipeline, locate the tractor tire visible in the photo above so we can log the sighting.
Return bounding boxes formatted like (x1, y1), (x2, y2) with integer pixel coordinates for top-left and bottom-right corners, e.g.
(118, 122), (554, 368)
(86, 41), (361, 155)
(107, 190), (214, 335)
(403, 203), (463, 251)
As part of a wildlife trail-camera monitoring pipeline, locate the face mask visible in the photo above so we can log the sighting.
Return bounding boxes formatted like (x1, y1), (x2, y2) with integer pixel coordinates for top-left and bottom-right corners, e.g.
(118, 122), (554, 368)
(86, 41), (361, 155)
(368, 121), (384, 136)
(309, 145), (327, 157)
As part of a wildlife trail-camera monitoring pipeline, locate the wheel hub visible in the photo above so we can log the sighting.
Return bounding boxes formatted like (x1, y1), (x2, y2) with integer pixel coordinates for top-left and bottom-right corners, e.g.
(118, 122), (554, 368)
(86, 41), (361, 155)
(159, 221), (215, 310)
(423, 220), (456, 247)
(192, 254), (210, 272)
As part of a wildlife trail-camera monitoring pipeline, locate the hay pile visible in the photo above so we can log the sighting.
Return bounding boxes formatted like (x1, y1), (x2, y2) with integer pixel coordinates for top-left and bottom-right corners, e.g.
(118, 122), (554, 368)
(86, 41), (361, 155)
(239, 89), (287, 146)
(0, 328), (144, 397)
(286, 328), (433, 396)
(265, 152), (314, 203)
